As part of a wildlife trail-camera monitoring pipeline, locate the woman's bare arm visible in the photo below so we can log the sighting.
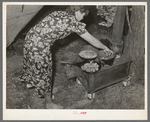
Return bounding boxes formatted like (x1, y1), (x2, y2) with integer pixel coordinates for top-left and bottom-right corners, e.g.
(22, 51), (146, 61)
(80, 31), (109, 50)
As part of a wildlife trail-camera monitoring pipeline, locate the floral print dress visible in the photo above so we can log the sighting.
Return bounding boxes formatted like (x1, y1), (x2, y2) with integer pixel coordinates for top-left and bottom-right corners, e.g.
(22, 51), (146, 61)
(20, 11), (87, 97)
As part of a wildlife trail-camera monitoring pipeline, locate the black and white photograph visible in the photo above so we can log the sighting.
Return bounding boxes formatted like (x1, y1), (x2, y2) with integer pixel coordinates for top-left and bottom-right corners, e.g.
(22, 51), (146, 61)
(3, 2), (147, 120)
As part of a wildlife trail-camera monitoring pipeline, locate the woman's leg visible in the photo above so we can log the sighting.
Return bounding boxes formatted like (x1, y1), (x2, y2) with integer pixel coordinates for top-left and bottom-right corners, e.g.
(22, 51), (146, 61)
(20, 40), (63, 109)
(42, 53), (63, 109)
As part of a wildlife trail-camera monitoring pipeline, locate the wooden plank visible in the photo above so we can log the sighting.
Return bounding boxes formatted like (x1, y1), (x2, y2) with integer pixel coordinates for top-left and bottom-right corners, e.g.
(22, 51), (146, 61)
(124, 6), (145, 82)
(111, 6), (126, 43)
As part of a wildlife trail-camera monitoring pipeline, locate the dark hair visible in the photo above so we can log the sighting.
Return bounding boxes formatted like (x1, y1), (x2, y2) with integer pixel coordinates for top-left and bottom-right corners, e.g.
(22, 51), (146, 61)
(66, 5), (89, 16)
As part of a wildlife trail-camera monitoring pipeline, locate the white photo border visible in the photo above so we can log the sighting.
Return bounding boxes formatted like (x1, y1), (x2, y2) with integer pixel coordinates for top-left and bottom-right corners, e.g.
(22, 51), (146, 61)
(3, 2), (148, 120)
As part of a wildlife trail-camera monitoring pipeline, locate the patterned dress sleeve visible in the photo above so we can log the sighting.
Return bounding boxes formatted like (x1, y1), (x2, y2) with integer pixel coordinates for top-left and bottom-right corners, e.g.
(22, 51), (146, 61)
(70, 17), (87, 36)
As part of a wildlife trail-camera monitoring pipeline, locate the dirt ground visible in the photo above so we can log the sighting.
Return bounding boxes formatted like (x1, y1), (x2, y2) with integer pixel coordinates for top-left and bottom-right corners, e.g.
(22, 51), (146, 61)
(6, 23), (145, 109)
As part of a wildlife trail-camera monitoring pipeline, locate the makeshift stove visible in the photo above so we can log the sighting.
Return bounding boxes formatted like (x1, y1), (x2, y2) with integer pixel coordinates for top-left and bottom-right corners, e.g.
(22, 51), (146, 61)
(61, 45), (132, 100)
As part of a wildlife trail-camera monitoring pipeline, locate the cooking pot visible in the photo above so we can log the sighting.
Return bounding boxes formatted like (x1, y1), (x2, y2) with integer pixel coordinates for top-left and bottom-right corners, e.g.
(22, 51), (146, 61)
(99, 50), (116, 66)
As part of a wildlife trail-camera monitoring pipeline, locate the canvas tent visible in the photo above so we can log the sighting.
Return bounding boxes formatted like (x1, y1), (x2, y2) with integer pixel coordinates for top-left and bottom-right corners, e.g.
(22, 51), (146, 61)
(6, 5), (43, 47)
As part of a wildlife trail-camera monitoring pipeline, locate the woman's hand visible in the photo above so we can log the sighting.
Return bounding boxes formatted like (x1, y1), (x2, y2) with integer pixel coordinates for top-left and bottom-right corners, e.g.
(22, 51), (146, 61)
(103, 47), (114, 56)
